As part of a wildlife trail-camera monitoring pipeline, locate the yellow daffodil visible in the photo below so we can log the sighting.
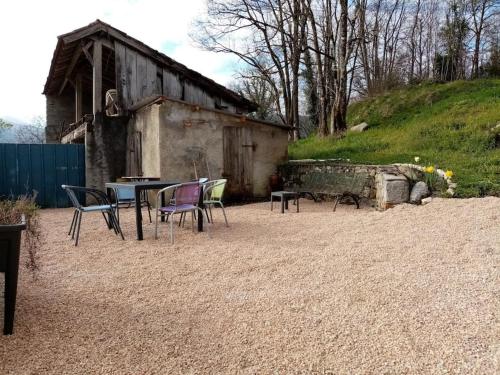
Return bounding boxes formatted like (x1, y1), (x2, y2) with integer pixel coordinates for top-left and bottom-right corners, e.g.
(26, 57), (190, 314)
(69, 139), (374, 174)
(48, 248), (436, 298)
(445, 170), (453, 178)
(425, 166), (435, 173)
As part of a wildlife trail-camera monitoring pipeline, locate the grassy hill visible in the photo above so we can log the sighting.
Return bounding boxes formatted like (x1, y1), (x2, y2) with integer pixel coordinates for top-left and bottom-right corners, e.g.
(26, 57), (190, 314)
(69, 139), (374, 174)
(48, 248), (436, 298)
(289, 79), (500, 197)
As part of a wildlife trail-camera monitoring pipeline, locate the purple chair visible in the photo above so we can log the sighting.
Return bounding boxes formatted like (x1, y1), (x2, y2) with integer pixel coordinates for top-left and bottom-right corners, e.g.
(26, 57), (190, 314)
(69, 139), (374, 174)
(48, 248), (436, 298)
(154, 182), (209, 244)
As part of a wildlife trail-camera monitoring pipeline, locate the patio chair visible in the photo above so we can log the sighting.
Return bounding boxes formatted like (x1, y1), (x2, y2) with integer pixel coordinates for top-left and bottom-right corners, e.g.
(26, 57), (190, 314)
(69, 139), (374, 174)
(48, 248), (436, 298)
(154, 181), (209, 244)
(112, 185), (152, 224)
(203, 179), (228, 226)
(178, 177), (209, 227)
(62, 185), (124, 246)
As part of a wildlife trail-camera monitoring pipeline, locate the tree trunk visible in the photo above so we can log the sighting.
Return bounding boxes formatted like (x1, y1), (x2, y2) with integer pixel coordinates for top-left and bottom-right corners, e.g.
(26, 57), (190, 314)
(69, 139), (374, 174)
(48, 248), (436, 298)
(331, 0), (349, 134)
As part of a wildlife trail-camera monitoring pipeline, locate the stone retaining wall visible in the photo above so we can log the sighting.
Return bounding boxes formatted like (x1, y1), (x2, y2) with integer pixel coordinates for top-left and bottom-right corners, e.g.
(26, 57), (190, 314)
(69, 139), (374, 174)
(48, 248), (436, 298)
(279, 159), (425, 209)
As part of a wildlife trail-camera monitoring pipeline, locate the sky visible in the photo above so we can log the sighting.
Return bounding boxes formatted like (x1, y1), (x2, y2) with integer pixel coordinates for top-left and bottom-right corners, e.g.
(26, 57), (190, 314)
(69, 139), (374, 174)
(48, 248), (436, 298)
(0, 0), (238, 124)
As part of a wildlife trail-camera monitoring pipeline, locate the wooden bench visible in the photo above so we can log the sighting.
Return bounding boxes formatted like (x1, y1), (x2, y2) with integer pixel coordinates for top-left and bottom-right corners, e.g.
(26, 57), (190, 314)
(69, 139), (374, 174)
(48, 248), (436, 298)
(284, 170), (368, 211)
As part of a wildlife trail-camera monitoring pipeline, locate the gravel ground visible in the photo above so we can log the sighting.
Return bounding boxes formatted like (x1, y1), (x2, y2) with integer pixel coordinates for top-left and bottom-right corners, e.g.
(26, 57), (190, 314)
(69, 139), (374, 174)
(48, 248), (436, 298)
(0, 197), (499, 374)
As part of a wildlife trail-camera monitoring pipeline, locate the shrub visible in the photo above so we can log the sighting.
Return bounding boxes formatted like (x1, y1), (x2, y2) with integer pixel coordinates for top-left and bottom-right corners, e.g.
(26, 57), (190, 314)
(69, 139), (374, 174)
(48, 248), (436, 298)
(0, 194), (41, 272)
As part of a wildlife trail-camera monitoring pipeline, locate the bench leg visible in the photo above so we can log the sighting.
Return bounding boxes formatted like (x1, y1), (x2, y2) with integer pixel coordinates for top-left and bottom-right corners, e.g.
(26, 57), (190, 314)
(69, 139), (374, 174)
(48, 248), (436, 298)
(353, 194), (360, 209)
(333, 196), (341, 212)
(296, 197), (299, 212)
(333, 193), (360, 211)
(281, 198), (285, 214)
(270, 195), (273, 211)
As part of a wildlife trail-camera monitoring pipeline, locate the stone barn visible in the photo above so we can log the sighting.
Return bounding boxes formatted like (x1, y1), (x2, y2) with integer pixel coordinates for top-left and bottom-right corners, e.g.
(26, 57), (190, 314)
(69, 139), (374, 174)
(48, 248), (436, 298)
(43, 20), (289, 199)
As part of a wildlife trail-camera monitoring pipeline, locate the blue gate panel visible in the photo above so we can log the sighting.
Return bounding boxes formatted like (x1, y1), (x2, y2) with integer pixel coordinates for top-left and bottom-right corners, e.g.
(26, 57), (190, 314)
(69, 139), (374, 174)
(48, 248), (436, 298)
(0, 144), (85, 208)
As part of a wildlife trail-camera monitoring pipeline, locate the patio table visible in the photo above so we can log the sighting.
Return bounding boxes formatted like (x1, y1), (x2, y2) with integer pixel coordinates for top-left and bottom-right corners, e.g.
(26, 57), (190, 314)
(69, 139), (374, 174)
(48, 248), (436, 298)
(120, 176), (161, 204)
(106, 181), (180, 240)
(120, 176), (161, 181)
(270, 191), (300, 214)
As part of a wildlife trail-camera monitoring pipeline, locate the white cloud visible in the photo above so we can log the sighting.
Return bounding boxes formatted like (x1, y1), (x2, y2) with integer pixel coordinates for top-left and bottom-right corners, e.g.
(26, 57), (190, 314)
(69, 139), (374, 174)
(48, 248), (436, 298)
(0, 0), (238, 123)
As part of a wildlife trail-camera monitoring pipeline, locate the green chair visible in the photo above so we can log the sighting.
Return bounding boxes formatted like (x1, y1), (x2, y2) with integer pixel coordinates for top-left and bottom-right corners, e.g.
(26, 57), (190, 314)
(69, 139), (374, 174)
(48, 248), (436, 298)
(203, 179), (229, 227)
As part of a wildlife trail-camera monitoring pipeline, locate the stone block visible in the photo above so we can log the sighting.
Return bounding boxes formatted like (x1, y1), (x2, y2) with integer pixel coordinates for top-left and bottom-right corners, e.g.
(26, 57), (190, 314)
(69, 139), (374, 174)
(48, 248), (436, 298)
(376, 173), (409, 210)
(350, 122), (369, 132)
(410, 181), (430, 204)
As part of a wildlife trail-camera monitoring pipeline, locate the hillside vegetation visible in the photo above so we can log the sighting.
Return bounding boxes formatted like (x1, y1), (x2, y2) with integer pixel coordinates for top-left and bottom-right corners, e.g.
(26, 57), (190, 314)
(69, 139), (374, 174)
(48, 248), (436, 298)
(289, 79), (500, 197)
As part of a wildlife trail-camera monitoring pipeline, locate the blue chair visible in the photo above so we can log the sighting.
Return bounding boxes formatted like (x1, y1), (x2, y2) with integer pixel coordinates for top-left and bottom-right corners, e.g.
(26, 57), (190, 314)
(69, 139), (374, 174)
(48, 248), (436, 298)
(62, 185), (124, 246)
(112, 186), (152, 224)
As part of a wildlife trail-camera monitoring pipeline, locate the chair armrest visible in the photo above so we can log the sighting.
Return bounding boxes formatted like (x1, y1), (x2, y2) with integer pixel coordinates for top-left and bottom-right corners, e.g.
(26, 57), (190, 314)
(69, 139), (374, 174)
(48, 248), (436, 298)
(156, 184), (181, 208)
(203, 181), (224, 201)
(85, 188), (113, 206)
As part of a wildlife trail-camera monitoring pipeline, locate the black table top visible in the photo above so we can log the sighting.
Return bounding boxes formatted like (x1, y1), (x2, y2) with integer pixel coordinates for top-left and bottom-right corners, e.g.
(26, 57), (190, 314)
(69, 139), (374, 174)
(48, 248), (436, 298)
(105, 181), (180, 189)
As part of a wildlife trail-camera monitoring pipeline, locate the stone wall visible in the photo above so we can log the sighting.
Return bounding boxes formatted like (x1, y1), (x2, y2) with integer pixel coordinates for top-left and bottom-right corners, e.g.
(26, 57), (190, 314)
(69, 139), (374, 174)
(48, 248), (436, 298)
(133, 99), (289, 199)
(46, 94), (74, 143)
(85, 116), (128, 190)
(279, 160), (418, 209)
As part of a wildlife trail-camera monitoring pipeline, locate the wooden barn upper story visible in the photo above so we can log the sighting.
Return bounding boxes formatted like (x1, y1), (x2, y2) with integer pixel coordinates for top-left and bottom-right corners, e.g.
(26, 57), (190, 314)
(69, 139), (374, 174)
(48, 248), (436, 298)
(43, 20), (258, 143)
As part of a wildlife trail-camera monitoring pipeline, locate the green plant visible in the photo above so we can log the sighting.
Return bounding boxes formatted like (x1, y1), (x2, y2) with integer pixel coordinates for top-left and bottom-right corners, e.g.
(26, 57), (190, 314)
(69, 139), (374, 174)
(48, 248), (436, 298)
(0, 194), (41, 272)
(422, 165), (438, 191)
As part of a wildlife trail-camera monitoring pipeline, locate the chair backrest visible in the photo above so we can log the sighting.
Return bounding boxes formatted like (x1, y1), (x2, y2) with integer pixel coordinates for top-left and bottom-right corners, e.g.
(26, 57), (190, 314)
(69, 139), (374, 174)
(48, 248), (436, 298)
(62, 185), (83, 209)
(174, 182), (200, 206)
(209, 179), (227, 200)
(115, 186), (135, 201)
(61, 185), (111, 208)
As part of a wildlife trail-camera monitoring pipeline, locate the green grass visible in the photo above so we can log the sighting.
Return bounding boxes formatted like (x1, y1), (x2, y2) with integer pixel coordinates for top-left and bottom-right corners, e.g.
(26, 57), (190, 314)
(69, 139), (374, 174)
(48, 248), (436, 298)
(289, 79), (500, 197)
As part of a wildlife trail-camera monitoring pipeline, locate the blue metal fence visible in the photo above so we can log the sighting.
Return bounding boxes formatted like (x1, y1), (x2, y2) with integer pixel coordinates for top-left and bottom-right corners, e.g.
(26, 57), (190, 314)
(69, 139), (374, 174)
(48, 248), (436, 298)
(0, 144), (85, 208)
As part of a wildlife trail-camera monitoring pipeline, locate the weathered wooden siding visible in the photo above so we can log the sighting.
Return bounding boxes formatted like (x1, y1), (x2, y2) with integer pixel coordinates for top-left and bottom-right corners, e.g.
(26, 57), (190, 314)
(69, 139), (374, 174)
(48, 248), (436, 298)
(184, 81), (216, 108)
(115, 41), (241, 113)
(115, 41), (162, 109)
(162, 69), (183, 99)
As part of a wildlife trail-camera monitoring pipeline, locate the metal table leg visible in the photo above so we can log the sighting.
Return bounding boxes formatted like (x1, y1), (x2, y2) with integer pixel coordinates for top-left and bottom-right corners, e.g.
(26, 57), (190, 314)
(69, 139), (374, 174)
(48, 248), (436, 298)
(135, 187), (143, 240)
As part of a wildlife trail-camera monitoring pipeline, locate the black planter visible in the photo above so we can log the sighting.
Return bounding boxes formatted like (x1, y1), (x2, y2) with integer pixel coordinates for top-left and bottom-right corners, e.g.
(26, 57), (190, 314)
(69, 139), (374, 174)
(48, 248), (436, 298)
(0, 217), (26, 335)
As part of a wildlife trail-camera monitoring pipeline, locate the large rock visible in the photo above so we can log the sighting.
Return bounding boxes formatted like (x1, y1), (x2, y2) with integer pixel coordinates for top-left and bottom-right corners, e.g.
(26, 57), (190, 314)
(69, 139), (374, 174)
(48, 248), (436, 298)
(350, 122), (369, 132)
(410, 181), (430, 204)
(376, 173), (409, 210)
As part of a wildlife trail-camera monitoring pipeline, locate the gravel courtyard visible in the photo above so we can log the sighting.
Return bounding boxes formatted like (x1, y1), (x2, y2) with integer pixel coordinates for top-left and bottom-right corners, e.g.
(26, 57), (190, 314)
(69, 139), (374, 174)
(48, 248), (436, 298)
(1, 197), (499, 374)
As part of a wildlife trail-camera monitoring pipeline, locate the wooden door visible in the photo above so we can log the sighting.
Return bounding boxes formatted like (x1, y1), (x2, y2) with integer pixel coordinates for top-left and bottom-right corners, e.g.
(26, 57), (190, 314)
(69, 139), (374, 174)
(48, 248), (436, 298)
(127, 131), (142, 176)
(223, 127), (254, 199)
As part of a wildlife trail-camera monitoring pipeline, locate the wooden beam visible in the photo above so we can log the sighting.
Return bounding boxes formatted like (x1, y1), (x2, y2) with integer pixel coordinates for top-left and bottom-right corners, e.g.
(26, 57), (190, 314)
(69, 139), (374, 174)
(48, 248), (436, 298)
(93, 39), (103, 122)
(61, 123), (86, 144)
(75, 73), (83, 122)
(81, 41), (94, 66)
(61, 23), (103, 43)
(91, 36), (114, 51)
(58, 45), (83, 95)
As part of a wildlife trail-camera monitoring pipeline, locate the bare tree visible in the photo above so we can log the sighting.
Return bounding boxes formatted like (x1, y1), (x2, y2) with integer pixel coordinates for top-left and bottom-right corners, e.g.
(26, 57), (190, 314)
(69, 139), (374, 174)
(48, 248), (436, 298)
(302, 0), (332, 136)
(194, 0), (498, 140)
(469, 0), (497, 78)
(436, 0), (469, 81)
(331, 0), (351, 133)
(192, 0), (308, 140)
(230, 65), (279, 121)
(16, 116), (46, 144)
(355, 0), (406, 95)
(302, 0), (360, 135)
